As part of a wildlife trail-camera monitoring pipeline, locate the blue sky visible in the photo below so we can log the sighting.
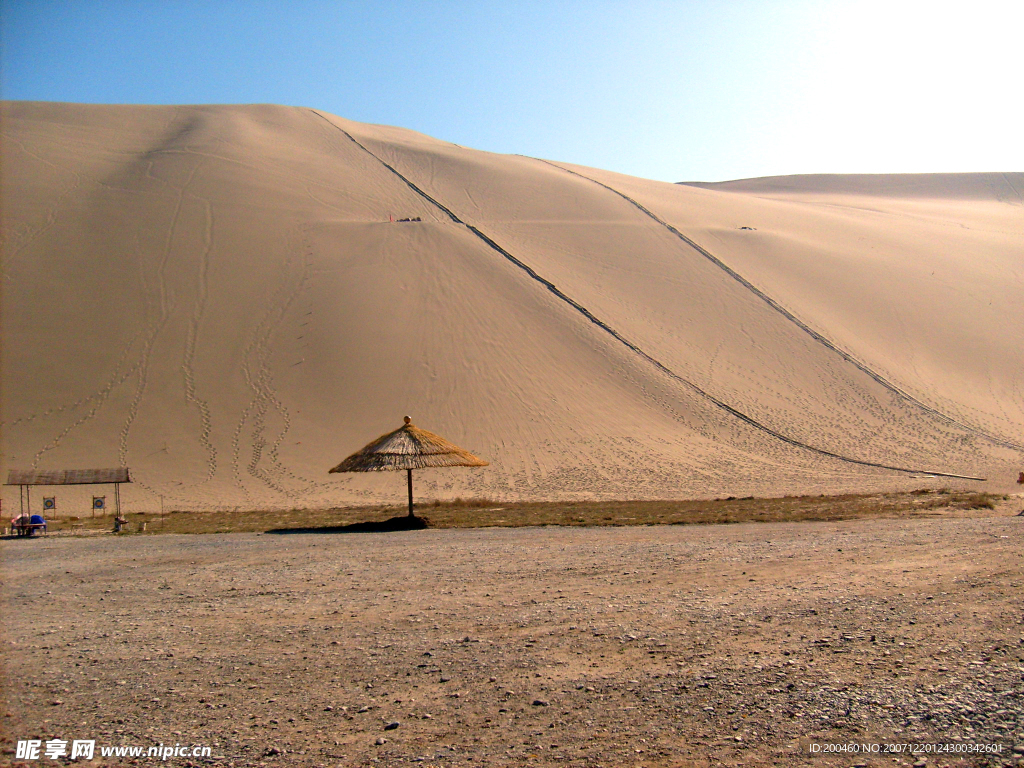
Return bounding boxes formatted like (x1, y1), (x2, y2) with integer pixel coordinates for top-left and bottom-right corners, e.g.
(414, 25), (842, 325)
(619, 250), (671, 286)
(2, 0), (1020, 182)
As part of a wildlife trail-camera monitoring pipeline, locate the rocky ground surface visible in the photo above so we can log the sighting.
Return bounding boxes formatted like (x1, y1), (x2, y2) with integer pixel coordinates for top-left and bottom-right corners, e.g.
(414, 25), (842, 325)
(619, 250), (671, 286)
(3, 502), (1024, 767)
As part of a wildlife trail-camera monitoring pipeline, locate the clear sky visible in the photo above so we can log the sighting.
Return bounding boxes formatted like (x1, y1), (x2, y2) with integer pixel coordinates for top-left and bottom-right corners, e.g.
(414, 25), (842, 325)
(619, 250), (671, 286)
(2, 0), (1020, 182)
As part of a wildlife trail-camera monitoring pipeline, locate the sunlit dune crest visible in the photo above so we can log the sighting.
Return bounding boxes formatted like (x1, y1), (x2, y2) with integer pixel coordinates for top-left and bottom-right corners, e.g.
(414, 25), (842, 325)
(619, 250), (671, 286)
(2, 102), (1022, 511)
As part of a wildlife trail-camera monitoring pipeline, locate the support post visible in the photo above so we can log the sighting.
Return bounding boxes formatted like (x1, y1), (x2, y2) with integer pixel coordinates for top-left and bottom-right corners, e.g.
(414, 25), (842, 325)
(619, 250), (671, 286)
(407, 469), (414, 518)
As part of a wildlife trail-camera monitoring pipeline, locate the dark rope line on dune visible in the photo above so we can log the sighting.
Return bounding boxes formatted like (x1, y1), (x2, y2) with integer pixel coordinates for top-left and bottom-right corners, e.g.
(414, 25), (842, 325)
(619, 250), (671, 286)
(532, 157), (1023, 455)
(308, 109), (985, 481)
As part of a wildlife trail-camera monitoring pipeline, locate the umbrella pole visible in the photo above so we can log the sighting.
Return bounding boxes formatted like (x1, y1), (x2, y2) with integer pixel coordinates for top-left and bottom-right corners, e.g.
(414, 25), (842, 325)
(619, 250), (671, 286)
(407, 469), (414, 518)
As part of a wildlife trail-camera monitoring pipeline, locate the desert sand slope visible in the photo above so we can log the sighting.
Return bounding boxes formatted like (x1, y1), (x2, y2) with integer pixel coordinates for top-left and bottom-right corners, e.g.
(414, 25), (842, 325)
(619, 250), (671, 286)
(1, 102), (1021, 512)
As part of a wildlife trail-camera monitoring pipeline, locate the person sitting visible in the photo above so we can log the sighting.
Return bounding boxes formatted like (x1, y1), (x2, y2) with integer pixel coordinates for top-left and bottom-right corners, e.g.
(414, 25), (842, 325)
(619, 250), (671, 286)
(29, 514), (47, 535)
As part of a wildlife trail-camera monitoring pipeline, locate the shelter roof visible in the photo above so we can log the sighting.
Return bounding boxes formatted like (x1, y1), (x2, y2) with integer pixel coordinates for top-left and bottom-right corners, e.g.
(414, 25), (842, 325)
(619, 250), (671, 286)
(6, 468), (131, 485)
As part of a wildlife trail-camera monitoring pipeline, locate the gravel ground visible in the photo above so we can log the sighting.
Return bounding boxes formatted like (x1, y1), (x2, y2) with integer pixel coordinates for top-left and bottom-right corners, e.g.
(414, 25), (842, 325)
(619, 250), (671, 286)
(3, 508), (1024, 767)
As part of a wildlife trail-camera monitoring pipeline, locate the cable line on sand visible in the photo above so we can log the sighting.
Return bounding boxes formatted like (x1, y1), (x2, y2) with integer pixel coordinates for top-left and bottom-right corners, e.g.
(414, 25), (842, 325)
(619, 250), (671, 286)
(534, 158), (1022, 455)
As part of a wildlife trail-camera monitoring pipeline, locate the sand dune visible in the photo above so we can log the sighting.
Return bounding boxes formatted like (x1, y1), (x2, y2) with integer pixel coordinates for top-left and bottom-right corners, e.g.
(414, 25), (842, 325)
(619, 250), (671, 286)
(2, 102), (1022, 512)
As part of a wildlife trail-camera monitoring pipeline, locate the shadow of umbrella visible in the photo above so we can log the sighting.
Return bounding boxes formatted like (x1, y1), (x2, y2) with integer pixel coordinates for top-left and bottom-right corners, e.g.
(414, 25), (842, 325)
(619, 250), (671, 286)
(265, 516), (428, 534)
(329, 416), (488, 518)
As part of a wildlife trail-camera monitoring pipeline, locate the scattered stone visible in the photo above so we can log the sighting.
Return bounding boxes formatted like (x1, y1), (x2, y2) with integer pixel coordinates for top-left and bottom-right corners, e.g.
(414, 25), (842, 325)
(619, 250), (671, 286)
(7, 512), (1022, 767)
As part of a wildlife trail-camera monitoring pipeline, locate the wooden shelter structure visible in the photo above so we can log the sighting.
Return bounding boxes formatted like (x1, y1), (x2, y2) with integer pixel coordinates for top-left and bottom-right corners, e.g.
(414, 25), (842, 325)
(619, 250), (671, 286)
(6, 468), (131, 520)
(329, 417), (487, 517)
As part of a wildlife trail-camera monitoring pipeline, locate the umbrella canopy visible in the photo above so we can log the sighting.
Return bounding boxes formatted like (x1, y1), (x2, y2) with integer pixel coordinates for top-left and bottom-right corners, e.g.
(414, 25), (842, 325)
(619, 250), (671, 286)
(329, 417), (488, 516)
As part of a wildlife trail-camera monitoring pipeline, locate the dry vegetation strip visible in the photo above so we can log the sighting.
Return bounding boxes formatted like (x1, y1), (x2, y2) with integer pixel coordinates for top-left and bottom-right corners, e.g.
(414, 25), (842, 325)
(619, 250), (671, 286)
(28, 490), (1004, 537)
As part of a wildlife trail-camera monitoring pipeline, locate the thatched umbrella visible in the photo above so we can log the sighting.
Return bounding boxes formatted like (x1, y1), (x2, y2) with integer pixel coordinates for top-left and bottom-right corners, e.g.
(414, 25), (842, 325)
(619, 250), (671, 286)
(329, 417), (488, 517)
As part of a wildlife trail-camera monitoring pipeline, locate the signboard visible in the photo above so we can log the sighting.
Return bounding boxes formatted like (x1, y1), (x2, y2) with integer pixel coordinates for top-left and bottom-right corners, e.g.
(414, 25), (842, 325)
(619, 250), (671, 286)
(43, 497), (56, 511)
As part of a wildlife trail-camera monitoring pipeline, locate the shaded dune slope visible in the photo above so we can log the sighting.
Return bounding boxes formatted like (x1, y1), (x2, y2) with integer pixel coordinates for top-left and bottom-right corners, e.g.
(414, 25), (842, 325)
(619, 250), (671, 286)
(2, 103), (1021, 510)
